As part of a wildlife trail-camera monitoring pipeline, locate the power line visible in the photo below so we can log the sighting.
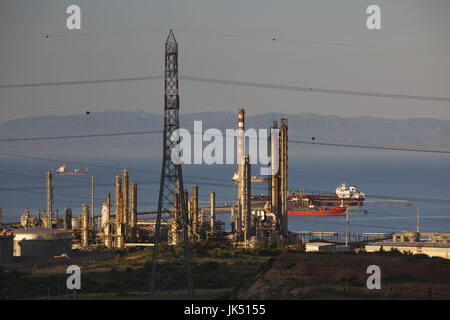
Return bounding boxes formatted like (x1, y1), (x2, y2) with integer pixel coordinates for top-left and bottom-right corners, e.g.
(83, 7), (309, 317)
(2, 74), (449, 102)
(0, 130), (162, 142)
(173, 28), (450, 54)
(0, 28), (169, 41)
(288, 139), (450, 154)
(180, 75), (450, 102)
(0, 75), (161, 89)
(3, 26), (448, 54)
(2, 128), (448, 154)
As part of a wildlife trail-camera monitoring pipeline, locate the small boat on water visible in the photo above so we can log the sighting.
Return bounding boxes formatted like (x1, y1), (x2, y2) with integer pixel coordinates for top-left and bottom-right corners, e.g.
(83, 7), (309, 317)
(56, 165), (88, 175)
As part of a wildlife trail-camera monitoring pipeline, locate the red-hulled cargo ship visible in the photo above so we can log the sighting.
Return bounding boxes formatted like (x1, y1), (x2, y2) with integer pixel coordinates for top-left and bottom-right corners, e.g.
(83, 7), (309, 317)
(288, 206), (346, 216)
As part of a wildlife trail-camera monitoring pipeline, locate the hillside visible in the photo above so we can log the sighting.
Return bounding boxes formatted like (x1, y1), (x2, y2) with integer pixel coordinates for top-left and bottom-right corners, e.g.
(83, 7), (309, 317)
(0, 111), (448, 159)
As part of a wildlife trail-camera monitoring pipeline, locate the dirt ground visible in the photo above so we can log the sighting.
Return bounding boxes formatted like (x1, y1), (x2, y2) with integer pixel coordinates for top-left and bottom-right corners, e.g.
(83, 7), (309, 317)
(239, 252), (450, 299)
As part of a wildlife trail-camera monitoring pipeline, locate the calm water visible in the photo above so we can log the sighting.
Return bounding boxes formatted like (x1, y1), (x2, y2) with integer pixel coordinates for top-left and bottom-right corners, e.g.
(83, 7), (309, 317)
(0, 154), (449, 234)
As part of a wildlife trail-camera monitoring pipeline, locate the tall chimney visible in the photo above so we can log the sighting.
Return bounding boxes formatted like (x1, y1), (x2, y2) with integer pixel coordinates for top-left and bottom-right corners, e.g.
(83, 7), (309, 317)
(241, 154), (251, 238)
(210, 190), (216, 232)
(192, 185), (199, 235)
(82, 204), (89, 246)
(106, 192), (111, 223)
(130, 181), (137, 235)
(46, 171), (54, 229)
(237, 109), (245, 239)
(123, 169), (129, 226)
(91, 175), (94, 227)
(115, 176), (122, 224)
(271, 121), (280, 227)
(280, 119), (288, 237)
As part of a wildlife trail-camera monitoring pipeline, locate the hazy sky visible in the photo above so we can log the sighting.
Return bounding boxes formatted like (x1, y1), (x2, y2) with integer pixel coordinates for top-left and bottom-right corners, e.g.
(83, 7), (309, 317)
(0, 0), (450, 124)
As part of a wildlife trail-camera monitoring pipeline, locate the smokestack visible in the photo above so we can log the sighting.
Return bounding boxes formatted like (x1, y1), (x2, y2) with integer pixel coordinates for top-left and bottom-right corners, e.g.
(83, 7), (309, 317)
(130, 181), (137, 236)
(64, 207), (72, 230)
(241, 154), (251, 238)
(123, 169), (129, 226)
(192, 185), (199, 235)
(271, 121), (280, 230)
(237, 109), (245, 239)
(115, 176), (122, 224)
(118, 192), (123, 226)
(106, 192), (111, 223)
(237, 108), (245, 165)
(46, 171), (54, 229)
(280, 119), (288, 237)
(210, 190), (216, 232)
(184, 189), (189, 214)
(91, 175), (94, 227)
(82, 204), (89, 246)
(188, 197), (193, 231)
(174, 187), (179, 226)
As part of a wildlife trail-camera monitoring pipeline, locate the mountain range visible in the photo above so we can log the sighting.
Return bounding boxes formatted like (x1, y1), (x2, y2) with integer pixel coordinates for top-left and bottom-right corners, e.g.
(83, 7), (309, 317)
(0, 110), (449, 160)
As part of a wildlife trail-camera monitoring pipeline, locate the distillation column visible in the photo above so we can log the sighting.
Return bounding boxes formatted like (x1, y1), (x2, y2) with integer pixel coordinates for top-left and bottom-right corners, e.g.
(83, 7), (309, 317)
(271, 121), (279, 228)
(279, 119), (288, 237)
(81, 204), (89, 247)
(123, 169), (129, 226)
(115, 176), (122, 224)
(192, 185), (199, 236)
(240, 154), (252, 243)
(237, 109), (245, 238)
(46, 171), (54, 229)
(106, 192), (111, 224)
(130, 182), (137, 239)
(210, 190), (216, 233)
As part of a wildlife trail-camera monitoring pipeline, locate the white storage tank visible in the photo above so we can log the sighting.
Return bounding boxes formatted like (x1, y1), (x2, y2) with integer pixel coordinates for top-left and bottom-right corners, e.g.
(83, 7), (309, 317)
(71, 217), (80, 229)
(13, 227), (72, 257)
(305, 242), (336, 253)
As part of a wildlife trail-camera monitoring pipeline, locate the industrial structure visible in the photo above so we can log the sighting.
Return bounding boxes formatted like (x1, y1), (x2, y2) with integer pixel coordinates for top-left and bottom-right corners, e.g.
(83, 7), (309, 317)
(366, 231), (450, 259)
(0, 31), (293, 284)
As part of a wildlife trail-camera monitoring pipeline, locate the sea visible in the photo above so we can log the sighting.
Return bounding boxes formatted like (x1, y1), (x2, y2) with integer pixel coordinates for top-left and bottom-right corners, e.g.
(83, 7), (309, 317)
(0, 153), (449, 235)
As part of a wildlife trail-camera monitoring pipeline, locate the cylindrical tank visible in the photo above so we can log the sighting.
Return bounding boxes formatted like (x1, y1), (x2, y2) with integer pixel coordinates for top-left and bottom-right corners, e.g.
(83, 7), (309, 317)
(71, 217), (80, 229)
(13, 227), (72, 257)
(101, 203), (108, 228)
(404, 231), (420, 243)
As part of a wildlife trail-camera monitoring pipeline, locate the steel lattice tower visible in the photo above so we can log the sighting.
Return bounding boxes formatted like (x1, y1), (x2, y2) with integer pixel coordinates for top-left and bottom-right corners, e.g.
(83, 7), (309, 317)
(150, 30), (193, 299)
